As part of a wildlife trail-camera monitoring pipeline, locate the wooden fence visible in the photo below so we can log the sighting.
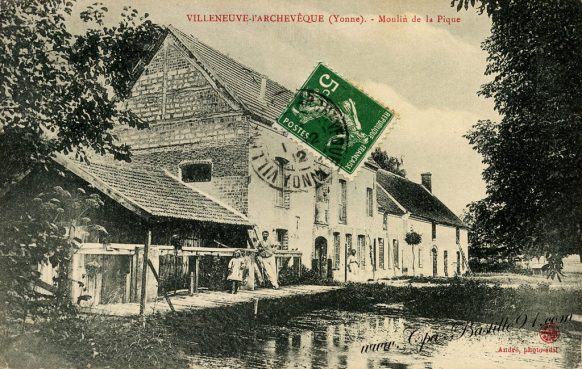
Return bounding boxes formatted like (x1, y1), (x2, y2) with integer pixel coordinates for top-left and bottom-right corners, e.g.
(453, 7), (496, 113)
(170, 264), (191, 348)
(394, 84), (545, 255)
(71, 243), (302, 306)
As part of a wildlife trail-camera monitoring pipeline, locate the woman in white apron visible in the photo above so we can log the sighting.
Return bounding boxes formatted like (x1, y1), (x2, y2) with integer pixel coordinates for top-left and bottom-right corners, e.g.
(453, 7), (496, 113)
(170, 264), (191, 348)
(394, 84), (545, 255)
(347, 248), (359, 282)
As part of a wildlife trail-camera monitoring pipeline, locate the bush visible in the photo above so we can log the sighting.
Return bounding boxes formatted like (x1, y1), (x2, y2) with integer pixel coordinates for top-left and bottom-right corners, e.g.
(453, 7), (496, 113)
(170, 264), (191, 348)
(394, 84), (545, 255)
(405, 230), (422, 245)
(278, 265), (339, 286)
(0, 182), (106, 327)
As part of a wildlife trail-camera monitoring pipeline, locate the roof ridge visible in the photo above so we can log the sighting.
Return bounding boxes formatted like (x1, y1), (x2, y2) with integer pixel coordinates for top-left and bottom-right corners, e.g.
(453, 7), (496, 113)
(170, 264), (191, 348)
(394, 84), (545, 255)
(167, 26), (249, 111)
(376, 168), (466, 228)
(377, 168), (413, 183)
(377, 168), (438, 198)
(167, 26), (293, 98)
(162, 169), (251, 223)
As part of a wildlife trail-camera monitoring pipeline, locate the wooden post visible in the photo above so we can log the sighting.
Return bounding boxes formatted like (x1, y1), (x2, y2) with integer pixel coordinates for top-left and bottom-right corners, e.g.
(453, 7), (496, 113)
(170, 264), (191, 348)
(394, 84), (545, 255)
(297, 256), (301, 278)
(189, 272), (194, 296)
(193, 256), (199, 293)
(140, 227), (152, 317)
(131, 249), (139, 303)
(147, 259), (175, 313)
(245, 252), (255, 291)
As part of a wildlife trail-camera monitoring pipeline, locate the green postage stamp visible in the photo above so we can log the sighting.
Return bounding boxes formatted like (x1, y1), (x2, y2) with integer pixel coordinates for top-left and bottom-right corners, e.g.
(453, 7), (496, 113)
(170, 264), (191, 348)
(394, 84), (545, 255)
(277, 63), (395, 176)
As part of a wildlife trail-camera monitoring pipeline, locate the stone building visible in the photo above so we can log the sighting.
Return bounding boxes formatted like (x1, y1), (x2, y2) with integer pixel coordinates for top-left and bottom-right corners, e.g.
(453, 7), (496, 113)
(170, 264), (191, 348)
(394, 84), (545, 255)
(1, 24), (469, 303)
(111, 25), (469, 281)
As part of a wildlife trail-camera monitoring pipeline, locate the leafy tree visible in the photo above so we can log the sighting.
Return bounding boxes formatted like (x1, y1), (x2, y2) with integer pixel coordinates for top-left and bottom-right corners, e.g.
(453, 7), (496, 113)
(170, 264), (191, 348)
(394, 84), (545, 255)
(0, 173), (105, 326)
(405, 229), (422, 276)
(453, 0), (582, 278)
(0, 0), (163, 187)
(371, 147), (406, 177)
(462, 200), (519, 272)
(0, 1), (163, 321)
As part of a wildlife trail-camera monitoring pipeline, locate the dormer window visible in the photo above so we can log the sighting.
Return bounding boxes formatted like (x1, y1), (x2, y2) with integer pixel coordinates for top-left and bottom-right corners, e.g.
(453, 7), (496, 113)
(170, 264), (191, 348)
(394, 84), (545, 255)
(180, 161), (212, 182)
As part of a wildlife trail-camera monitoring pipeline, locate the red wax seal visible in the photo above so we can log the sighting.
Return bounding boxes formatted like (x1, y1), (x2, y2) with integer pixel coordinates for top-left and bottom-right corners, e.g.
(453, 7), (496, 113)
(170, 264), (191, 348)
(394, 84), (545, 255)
(539, 323), (560, 344)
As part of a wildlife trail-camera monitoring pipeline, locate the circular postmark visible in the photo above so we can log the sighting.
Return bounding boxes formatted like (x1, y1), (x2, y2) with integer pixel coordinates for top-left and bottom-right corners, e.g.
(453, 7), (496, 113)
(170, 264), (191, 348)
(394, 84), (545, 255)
(249, 125), (331, 192)
(289, 89), (350, 165)
(539, 323), (560, 344)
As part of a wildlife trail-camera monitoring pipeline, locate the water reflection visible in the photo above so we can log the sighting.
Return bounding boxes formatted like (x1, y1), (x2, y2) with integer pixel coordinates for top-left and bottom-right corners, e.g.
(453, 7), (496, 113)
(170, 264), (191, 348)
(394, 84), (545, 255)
(188, 309), (581, 369)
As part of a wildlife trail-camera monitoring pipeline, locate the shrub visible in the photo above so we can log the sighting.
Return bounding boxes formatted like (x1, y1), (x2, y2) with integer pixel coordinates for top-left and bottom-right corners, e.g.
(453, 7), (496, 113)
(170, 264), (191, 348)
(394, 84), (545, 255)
(405, 230), (422, 245)
(278, 265), (338, 286)
(0, 181), (105, 326)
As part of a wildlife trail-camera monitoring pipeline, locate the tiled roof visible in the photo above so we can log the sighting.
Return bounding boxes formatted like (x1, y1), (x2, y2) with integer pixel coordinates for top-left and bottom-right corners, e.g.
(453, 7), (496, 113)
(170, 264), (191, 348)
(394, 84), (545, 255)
(169, 26), (295, 123)
(56, 157), (251, 226)
(376, 169), (466, 228)
(376, 184), (405, 215)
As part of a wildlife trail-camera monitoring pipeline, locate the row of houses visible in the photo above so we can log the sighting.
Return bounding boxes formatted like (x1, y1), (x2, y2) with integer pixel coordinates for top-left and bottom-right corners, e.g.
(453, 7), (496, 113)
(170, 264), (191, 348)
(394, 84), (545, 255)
(0, 26), (469, 306)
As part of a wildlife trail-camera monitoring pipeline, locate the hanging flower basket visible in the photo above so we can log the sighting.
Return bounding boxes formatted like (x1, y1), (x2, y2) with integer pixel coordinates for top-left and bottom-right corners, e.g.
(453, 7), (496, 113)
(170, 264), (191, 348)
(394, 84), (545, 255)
(405, 230), (422, 246)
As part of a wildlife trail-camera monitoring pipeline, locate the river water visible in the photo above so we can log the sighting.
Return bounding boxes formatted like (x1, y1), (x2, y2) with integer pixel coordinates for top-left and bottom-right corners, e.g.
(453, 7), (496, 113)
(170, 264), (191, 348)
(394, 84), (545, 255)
(188, 308), (581, 369)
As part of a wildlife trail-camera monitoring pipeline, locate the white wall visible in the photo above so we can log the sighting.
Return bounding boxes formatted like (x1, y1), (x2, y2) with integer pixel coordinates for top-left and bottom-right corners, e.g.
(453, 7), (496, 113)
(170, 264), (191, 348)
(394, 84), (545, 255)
(401, 218), (468, 277)
(325, 167), (388, 281)
(247, 125), (316, 263)
(244, 124), (470, 281)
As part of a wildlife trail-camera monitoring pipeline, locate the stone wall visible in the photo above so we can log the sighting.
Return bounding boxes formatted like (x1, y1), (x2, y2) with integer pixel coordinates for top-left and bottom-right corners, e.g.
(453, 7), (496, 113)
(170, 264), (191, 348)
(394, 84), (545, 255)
(120, 115), (250, 214)
(126, 34), (234, 122)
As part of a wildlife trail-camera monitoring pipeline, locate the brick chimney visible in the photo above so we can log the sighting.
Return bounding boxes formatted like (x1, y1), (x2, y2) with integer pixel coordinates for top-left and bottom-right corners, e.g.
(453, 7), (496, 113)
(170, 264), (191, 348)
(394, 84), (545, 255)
(421, 172), (432, 192)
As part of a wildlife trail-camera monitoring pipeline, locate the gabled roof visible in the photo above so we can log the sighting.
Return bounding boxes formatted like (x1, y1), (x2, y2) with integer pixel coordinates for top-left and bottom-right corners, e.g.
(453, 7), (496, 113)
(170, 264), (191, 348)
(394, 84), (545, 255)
(55, 156), (251, 226)
(168, 26), (294, 124)
(376, 184), (405, 216)
(376, 169), (466, 228)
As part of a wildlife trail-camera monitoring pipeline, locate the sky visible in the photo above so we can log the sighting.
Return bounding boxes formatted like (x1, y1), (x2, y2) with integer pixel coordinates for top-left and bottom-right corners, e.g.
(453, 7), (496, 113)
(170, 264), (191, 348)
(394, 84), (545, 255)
(70, 0), (498, 215)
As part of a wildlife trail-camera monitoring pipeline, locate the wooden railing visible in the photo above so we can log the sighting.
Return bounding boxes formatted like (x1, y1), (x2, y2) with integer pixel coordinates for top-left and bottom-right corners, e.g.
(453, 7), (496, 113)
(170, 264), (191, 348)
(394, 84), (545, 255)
(76, 243), (303, 296)
(79, 243), (302, 258)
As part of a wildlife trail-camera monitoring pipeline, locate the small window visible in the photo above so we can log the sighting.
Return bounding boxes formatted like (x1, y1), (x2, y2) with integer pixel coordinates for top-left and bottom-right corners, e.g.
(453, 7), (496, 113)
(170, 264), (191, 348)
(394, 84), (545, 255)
(393, 239), (399, 268)
(276, 229), (288, 250)
(181, 162), (212, 182)
(357, 235), (366, 269)
(333, 233), (341, 269)
(366, 187), (373, 217)
(339, 179), (347, 223)
(346, 234), (353, 255)
(383, 213), (388, 230)
(432, 222), (437, 239)
(378, 238), (385, 269)
(275, 158), (290, 208)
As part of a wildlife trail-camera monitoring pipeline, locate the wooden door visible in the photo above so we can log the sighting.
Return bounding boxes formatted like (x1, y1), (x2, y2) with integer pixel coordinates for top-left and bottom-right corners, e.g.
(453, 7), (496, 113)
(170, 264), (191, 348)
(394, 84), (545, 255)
(100, 255), (131, 304)
(315, 237), (328, 278)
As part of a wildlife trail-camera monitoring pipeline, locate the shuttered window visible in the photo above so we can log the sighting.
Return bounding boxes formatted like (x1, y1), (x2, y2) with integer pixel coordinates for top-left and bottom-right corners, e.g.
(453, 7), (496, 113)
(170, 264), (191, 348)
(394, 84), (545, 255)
(378, 238), (385, 269)
(333, 233), (340, 269)
(358, 235), (366, 268)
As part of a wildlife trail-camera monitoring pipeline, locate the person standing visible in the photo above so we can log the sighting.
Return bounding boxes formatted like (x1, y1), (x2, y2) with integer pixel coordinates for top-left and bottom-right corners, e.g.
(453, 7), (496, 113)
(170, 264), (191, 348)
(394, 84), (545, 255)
(227, 250), (245, 294)
(347, 248), (359, 282)
(258, 230), (280, 289)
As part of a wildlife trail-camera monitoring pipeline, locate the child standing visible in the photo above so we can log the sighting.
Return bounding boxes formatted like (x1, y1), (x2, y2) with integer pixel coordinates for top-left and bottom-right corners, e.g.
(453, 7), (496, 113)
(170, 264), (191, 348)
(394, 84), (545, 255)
(227, 250), (244, 294)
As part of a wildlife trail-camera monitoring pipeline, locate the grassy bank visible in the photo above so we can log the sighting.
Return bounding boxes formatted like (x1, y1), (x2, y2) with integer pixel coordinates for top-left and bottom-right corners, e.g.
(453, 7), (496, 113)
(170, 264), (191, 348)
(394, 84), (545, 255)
(0, 290), (343, 369)
(339, 279), (581, 329)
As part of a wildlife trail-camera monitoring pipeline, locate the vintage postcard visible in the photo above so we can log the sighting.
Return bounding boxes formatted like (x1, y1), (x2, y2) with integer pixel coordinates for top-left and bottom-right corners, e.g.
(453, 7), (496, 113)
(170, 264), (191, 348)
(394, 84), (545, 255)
(1, 1), (580, 369)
